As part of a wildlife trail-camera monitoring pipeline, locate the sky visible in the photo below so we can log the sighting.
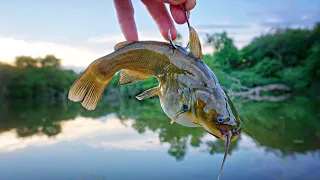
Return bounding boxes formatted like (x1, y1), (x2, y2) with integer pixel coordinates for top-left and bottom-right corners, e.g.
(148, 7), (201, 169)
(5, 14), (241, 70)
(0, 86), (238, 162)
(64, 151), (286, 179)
(0, 0), (319, 71)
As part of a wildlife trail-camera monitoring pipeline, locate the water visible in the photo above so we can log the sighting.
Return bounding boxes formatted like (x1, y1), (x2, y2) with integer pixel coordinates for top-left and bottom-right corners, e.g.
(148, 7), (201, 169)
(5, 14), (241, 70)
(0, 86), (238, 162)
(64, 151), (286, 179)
(0, 96), (319, 180)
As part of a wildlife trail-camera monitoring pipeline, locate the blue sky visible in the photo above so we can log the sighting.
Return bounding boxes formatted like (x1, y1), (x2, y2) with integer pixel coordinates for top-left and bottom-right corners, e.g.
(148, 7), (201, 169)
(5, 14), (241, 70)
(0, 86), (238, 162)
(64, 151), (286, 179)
(0, 0), (319, 69)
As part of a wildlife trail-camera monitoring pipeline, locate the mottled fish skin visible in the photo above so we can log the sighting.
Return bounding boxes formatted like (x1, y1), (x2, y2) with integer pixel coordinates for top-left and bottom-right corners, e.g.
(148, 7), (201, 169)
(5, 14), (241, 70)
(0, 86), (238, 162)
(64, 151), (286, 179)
(68, 27), (242, 180)
(70, 40), (240, 140)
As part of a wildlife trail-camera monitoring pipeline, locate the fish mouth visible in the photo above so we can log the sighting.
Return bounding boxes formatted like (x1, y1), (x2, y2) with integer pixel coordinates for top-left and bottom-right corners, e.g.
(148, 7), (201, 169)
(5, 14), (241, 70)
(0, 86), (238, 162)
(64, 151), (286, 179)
(215, 124), (239, 141)
(221, 126), (241, 142)
(202, 122), (238, 141)
(216, 117), (242, 141)
(218, 128), (230, 139)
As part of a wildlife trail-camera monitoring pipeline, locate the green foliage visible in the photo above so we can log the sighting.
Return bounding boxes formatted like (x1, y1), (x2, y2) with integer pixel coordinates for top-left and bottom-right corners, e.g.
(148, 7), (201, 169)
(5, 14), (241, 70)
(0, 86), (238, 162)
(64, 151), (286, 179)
(252, 57), (283, 77)
(205, 31), (241, 69)
(240, 29), (313, 68)
(204, 23), (320, 90)
(280, 66), (309, 89)
(305, 43), (320, 80)
(15, 56), (38, 68)
(41, 55), (61, 68)
(0, 55), (78, 99)
(238, 96), (320, 155)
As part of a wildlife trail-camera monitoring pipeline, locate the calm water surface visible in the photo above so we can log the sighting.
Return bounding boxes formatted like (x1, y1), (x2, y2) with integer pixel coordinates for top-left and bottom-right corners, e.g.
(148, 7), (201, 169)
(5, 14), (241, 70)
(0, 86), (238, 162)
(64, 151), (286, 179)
(0, 96), (319, 180)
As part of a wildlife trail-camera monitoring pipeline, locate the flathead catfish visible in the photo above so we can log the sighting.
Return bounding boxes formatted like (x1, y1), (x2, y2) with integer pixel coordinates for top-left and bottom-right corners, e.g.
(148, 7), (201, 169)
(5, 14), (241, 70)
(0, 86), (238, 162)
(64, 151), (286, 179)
(69, 27), (242, 179)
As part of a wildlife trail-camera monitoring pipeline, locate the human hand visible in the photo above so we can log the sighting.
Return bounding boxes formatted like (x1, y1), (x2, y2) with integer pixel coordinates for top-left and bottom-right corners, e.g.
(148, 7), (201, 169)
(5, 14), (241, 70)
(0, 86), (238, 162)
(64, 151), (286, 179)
(114, 0), (196, 41)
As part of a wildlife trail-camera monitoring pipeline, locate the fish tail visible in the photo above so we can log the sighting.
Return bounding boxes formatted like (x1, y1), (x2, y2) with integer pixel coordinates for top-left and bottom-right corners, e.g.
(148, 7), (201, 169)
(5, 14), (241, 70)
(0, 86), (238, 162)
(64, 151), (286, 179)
(68, 61), (113, 111)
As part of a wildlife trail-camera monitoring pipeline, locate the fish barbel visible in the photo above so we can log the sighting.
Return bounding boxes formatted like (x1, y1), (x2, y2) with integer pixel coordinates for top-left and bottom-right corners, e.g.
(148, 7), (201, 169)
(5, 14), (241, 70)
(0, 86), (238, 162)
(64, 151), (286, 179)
(68, 26), (243, 179)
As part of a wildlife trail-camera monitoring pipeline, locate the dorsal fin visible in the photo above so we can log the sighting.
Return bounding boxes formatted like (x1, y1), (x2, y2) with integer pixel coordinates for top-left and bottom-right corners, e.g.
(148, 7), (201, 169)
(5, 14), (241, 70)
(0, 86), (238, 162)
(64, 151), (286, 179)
(114, 41), (134, 50)
(189, 27), (202, 59)
(119, 69), (152, 85)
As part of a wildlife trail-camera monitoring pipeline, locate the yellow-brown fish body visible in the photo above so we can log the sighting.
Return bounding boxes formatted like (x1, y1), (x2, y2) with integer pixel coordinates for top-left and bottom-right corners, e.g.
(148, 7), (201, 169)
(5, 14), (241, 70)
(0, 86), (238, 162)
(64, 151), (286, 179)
(68, 27), (243, 179)
(68, 31), (241, 140)
(155, 46), (240, 135)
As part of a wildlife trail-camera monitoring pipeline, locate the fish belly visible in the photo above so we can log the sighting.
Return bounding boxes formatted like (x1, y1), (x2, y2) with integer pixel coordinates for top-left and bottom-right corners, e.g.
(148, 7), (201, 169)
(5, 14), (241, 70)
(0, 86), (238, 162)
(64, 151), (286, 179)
(159, 90), (199, 128)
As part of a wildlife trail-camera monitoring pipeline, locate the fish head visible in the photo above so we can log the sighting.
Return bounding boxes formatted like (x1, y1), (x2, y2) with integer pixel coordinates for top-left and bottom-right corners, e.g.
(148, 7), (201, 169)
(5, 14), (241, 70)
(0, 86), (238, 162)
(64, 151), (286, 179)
(194, 87), (243, 180)
(186, 25), (242, 179)
(195, 86), (242, 142)
(187, 26), (241, 139)
(202, 122), (240, 142)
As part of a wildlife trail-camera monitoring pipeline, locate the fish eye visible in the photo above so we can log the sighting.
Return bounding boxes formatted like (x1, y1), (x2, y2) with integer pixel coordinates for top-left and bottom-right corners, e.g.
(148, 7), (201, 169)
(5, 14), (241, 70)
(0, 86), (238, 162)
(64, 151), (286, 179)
(216, 115), (224, 123)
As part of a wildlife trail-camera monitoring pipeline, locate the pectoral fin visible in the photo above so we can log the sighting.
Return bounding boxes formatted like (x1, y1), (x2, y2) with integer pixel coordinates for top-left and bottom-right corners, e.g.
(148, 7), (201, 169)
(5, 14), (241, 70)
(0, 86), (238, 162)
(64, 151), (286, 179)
(171, 104), (189, 124)
(136, 87), (159, 100)
(119, 69), (152, 85)
(189, 26), (202, 59)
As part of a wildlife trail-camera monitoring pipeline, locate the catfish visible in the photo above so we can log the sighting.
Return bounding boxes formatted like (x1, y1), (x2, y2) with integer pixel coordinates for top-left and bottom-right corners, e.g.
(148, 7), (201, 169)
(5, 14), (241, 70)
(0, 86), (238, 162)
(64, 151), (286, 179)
(68, 26), (243, 179)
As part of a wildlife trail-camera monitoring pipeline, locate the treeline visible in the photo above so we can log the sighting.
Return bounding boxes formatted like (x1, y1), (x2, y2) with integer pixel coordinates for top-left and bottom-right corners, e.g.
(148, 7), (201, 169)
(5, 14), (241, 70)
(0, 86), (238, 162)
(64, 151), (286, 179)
(204, 23), (320, 90)
(0, 55), (78, 100)
(107, 23), (320, 98)
(1, 23), (319, 101)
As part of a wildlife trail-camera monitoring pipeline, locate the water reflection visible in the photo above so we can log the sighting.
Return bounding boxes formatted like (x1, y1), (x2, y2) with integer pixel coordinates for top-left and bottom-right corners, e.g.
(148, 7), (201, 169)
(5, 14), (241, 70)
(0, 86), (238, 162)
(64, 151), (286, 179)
(0, 96), (319, 160)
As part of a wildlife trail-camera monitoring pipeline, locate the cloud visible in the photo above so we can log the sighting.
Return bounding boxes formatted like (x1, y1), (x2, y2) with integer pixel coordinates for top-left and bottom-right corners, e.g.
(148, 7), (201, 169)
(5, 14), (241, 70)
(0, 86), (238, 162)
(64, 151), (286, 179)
(195, 24), (251, 30)
(0, 112), (261, 155)
(87, 31), (164, 44)
(61, 65), (85, 73)
(196, 23), (267, 49)
(245, 1), (320, 29)
(265, 17), (282, 23)
(0, 114), (165, 153)
(89, 137), (166, 151)
(87, 34), (125, 44)
(0, 36), (110, 68)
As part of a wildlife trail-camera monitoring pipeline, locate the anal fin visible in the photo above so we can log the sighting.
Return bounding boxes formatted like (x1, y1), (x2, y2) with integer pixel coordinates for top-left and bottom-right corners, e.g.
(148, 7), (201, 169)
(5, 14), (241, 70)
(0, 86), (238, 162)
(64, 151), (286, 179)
(119, 69), (152, 85)
(136, 87), (159, 100)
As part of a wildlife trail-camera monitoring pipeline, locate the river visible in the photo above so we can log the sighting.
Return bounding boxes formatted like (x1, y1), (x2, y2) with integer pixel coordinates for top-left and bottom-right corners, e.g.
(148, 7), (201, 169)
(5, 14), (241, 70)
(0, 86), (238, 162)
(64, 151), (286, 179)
(0, 96), (319, 180)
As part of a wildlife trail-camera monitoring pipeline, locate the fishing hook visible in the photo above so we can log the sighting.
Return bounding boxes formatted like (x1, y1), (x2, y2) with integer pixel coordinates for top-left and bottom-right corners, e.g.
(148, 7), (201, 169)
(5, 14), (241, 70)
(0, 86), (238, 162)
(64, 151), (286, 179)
(168, 3), (191, 50)
(181, 3), (190, 49)
(168, 28), (178, 49)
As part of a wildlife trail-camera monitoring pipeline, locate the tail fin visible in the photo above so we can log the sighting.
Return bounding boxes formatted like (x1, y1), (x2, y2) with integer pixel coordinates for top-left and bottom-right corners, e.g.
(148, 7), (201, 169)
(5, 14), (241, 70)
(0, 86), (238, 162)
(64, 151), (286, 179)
(68, 63), (112, 111)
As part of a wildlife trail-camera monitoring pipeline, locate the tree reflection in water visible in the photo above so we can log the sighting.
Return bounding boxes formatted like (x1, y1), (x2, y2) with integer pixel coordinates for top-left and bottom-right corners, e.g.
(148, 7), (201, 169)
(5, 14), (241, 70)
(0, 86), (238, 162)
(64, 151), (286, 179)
(0, 95), (319, 160)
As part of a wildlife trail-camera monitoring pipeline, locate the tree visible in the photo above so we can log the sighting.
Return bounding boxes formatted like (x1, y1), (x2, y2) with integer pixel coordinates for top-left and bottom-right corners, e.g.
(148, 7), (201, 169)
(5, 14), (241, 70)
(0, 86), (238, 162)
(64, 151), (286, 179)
(15, 56), (38, 68)
(40, 55), (61, 68)
(205, 32), (241, 69)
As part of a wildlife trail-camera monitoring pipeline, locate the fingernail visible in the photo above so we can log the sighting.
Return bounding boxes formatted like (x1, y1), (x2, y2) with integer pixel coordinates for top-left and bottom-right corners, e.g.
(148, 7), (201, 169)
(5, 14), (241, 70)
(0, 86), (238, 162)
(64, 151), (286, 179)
(168, 0), (185, 5)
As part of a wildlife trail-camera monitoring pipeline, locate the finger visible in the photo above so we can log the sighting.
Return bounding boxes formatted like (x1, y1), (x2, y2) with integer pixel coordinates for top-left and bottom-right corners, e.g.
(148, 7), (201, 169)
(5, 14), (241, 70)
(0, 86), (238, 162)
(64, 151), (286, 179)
(156, 0), (186, 5)
(141, 0), (177, 40)
(170, 0), (195, 24)
(185, 0), (196, 10)
(114, 0), (138, 41)
(170, 5), (190, 24)
(157, 0), (195, 9)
